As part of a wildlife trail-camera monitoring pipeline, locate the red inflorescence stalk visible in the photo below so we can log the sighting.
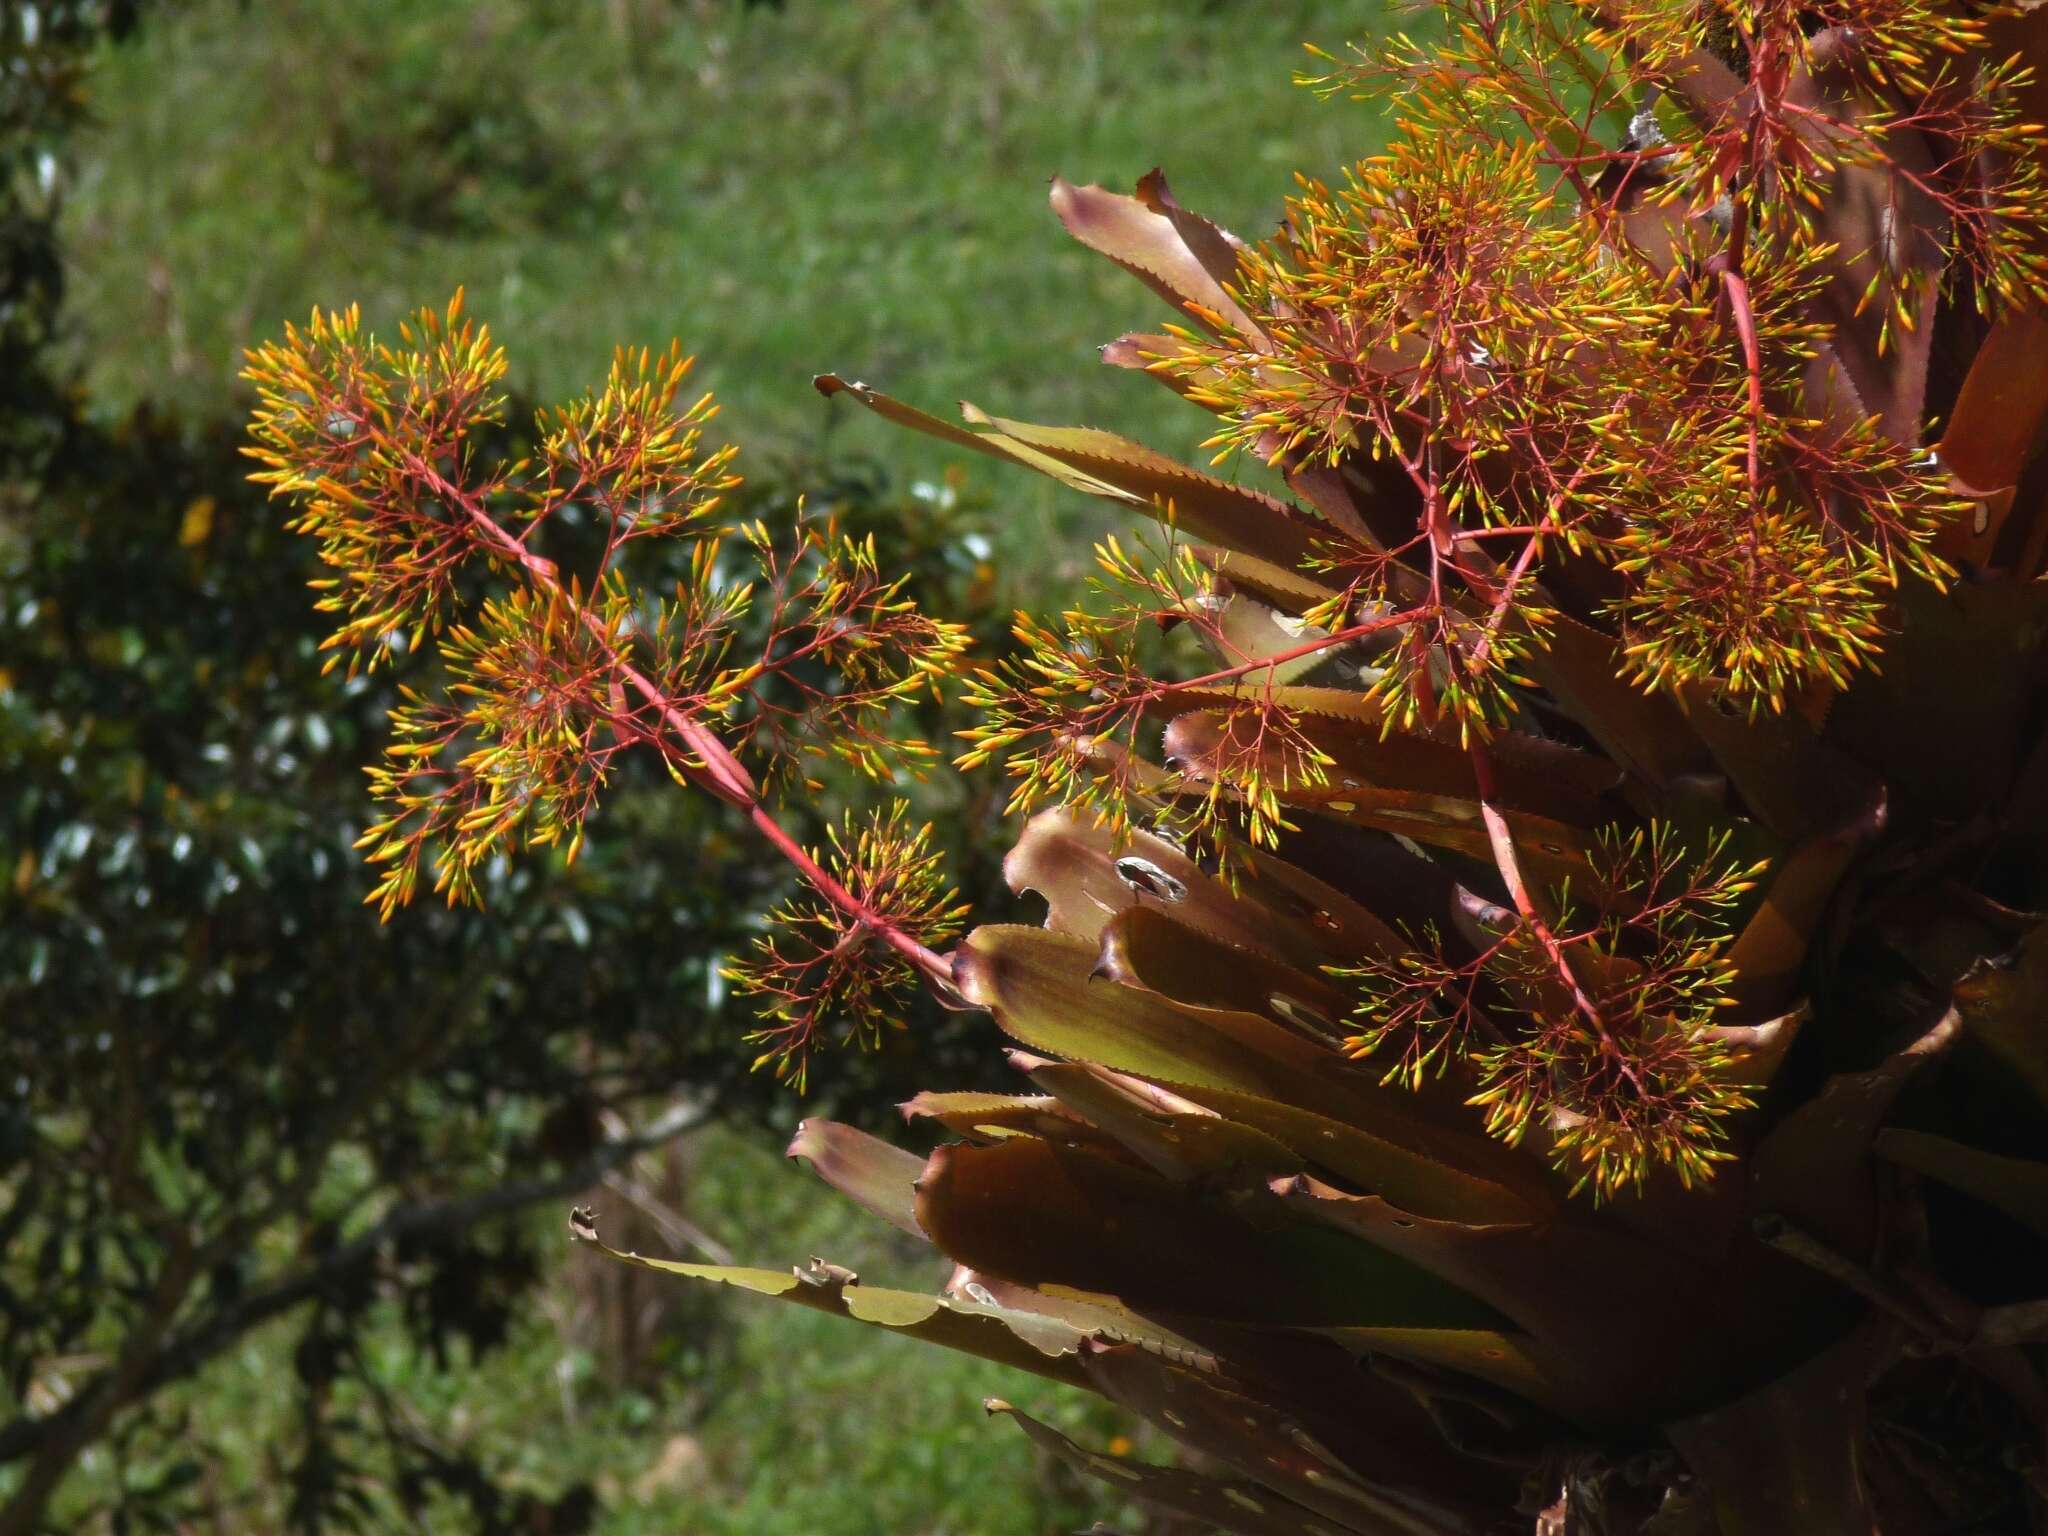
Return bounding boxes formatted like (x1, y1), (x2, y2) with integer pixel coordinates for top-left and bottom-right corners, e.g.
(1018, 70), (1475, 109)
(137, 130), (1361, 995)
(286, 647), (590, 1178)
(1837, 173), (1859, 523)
(415, 453), (956, 990)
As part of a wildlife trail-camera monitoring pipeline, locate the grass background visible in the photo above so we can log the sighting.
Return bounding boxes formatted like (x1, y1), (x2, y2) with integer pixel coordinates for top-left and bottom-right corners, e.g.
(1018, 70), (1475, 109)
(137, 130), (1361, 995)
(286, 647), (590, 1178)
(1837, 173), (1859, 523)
(54, 2), (1394, 1530)
(66, 0), (1395, 549)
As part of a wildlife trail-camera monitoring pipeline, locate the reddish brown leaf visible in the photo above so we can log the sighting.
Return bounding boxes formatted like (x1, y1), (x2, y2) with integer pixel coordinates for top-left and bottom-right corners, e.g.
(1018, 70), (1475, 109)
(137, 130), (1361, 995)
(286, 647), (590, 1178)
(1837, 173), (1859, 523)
(1751, 1005), (1962, 1259)
(999, 807), (1391, 970)
(786, 1118), (929, 1241)
(1161, 709), (1598, 891)
(1524, 612), (1710, 786)
(1271, 1174), (1823, 1424)
(1936, 307), (2048, 567)
(1665, 1322), (1889, 1536)
(568, 1224), (1094, 1391)
(1079, 1342), (1510, 1536)
(959, 405), (1326, 565)
(915, 1135), (1500, 1329)
(1050, 175), (1266, 341)
(1095, 905), (1359, 1040)
(1724, 789), (1885, 1013)
(957, 923), (1555, 1219)
(985, 1398), (1375, 1536)
(1025, 1060), (1307, 1186)
(897, 1090), (1083, 1142)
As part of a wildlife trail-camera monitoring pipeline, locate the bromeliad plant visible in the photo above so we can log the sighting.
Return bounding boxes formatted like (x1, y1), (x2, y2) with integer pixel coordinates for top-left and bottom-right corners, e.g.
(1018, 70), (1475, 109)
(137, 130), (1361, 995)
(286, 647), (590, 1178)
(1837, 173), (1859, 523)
(253, 3), (2048, 1532)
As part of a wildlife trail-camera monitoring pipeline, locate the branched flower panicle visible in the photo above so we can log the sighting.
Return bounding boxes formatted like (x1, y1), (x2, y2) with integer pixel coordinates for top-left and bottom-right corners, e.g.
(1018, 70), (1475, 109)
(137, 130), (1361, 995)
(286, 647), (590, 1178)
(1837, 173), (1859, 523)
(358, 579), (633, 915)
(1316, 3), (2048, 331)
(244, 294), (514, 672)
(532, 342), (740, 549)
(712, 518), (969, 791)
(1341, 824), (1766, 1198)
(1603, 1), (2048, 329)
(958, 535), (1371, 858)
(727, 803), (967, 1091)
(958, 538), (1205, 843)
(1597, 234), (1965, 705)
(1153, 78), (1974, 716)
(1149, 134), (1651, 735)
(248, 295), (968, 1080)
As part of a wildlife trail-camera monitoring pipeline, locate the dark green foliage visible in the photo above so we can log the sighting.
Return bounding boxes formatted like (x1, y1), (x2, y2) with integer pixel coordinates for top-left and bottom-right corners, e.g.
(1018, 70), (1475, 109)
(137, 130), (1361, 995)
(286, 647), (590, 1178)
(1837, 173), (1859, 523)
(0, 2), (145, 482)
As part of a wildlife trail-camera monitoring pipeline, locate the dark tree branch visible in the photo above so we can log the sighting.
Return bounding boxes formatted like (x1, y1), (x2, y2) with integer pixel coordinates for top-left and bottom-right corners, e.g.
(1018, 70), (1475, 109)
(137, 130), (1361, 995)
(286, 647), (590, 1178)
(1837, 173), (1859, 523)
(0, 1098), (706, 1531)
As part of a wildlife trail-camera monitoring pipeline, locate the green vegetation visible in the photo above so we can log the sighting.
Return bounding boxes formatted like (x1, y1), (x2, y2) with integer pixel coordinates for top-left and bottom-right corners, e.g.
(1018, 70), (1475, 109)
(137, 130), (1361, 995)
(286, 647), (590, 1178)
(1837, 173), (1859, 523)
(65, 0), (1394, 544)
(160, 1129), (1138, 1535)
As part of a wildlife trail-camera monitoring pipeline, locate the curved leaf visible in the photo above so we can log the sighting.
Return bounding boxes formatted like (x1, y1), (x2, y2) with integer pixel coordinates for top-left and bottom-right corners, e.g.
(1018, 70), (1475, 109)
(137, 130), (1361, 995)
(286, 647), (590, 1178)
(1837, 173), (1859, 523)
(1751, 1005), (1962, 1259)
(566, 1212), (1094, 1391)
(1162, 710), (1596, 890)
(1049, 175), (1265, 341)
(1000, 808), (1390, 969)
(1268, 1173), (1818, 1423)
(812, 374), (1137, 498)
(1284, 460), (1405, 548)
(1133, 169), (1250, 287)
(817, 378), (1330, 563)
(1936, 307), (2048, 567)
(959, 925), (1420, 1131)
(898, 1090), (1080, 1141)
(1523, 612), (1709, 786)
(1195, 595), (1342, 686)
(1875, 1129), (2048, 1239)
(1951, 921), (2048, 1113)
(1096, 905), (1357, 1041)
(1154, 697), (1620, 825)
(916, 1136), (1502, 1330)
(959, 923), (1552, 1213)
(960, 404), (1325, 565)
(1665, 1322), (1887, 1536)
(953, 1271), (1219, 1375)
(1025, 1059), (1307, 1186)
(1191, 542), (1347, 612)
(1724, 791), (1885, 1013)
(1173, 1082), (1551, 1227)
(1673, 684), (1872, 842)
(1704, 1003), (1809, 1092)
(1826, 577), (2048, 820)
(1317, 1327), (1565, 1423)
(1079, 1343), (1508, 1536)
(984, 1398), (1371, 1536)
(786, 1118), (929, 1241)
(1104, 328), (1226, 409)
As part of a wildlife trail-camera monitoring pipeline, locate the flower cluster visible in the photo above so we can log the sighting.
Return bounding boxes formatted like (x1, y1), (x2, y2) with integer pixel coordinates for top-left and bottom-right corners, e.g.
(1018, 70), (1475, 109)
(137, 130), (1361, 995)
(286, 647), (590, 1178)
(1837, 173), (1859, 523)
(1341, 824), (1766, 1198)
(728, 804), (967, 1092)
(1152, 119), (1965, 722)
(248, 294), (968, 1079)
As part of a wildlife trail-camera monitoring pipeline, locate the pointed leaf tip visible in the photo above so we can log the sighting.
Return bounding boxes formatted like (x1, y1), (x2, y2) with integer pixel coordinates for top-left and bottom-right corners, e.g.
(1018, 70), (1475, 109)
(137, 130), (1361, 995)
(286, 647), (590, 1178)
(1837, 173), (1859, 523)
(786, 1119), (931, 1242)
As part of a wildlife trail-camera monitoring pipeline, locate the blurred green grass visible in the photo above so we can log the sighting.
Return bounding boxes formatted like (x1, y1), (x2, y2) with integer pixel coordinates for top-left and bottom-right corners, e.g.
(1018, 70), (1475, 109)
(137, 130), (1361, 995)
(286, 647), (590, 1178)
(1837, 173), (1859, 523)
(64, 0), (1393, 559)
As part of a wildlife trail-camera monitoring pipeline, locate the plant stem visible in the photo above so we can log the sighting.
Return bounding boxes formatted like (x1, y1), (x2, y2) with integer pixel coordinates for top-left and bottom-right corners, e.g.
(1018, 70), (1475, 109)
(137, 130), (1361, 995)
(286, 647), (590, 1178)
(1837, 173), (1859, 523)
(419, 456), (953, 987)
